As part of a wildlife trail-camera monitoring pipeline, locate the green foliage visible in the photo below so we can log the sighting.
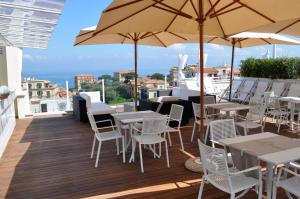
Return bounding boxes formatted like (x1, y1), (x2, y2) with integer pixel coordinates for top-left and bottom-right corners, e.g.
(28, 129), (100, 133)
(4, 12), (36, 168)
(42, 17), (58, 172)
(123, 72), (136, 81)
(150, 73), (165, 80)
(116, 83), (132, 99)
(108, 97), (133, 105)
(240, 57), (300, 79)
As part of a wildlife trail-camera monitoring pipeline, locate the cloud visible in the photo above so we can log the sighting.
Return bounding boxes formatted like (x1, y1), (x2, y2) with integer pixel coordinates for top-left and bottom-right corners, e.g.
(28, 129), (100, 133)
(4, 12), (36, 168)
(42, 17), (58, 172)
(170, 43), (187, 51)
(23, 53), (34, 61)
(208, 44), (225, 51)
(23, 54), (48, 62)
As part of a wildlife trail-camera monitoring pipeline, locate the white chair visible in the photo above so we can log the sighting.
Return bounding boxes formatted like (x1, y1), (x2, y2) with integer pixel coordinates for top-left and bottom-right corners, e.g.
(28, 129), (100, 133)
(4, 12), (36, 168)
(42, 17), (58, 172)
(191, 101), (220, 143)
(272, 167), (300, 199)
(209, 119), (237, 147)
(165, 104), (184, 150)
(235, 98), (266, 135)
(197, 140), (262, 199)
(87, 112), (125, 168)
(266, 97), (290, 133)
(131, 117), (169, 173)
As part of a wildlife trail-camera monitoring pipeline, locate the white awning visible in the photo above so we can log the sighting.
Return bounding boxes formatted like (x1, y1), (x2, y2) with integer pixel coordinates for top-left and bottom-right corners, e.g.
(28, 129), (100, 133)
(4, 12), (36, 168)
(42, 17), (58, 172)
(0, 0), (65, 49)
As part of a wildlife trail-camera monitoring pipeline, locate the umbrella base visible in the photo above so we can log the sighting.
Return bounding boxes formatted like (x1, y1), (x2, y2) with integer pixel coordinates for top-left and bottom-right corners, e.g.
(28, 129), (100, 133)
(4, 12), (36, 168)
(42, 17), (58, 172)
(184, 157), (203, 173)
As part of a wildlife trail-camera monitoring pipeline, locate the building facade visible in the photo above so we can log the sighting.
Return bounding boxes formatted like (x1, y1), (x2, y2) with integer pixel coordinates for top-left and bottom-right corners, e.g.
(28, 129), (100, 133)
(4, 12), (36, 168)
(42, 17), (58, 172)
(74, 74), (96, 90)
(113, 70), (134, 82)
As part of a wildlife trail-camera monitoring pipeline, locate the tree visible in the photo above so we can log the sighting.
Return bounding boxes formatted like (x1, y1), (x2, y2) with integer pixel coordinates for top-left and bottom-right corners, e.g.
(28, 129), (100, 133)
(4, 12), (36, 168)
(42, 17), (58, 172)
(98, 74), (112, 80)
(116, 83), (132, 99)
(124, 72), (136, 81)
(150, 73), (165, 80)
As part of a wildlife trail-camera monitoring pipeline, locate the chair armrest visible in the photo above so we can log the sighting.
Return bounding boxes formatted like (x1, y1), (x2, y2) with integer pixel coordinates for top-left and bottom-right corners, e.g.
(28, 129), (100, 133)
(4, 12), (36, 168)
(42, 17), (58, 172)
(280, 167), (300, 178)
(230, 166), (261, 176)
(97, 126), (117, 131)
(95, 119), (114, 129)
(132, 125), (142, 134)
(95, 119), (114, 124)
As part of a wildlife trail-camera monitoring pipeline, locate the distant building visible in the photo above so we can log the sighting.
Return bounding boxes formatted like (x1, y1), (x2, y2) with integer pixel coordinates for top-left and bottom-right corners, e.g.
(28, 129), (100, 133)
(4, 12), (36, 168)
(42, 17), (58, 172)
(114, 70), (134, 82)
(169, 67), (178, 86)
(75, 74), (96, 90)
(22, 79), (59, 99)
(140, 77), (168, 99)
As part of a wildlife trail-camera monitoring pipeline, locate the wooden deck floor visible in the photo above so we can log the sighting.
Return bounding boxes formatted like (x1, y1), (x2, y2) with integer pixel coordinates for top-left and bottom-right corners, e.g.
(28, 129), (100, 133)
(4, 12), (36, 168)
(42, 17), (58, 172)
(0, 113), (298, 199)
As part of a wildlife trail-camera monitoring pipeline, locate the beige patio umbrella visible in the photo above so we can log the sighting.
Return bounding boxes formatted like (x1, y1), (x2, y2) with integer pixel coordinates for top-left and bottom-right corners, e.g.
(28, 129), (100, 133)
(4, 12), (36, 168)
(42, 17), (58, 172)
(94, 0), (300, 136)
(75, 26), (193, 110)
(251, 18), (300, 38)
(205, 32), (300, 100)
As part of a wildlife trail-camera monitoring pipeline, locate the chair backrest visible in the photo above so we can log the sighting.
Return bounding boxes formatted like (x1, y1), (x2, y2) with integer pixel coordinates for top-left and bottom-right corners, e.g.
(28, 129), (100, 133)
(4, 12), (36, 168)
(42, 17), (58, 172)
(141, 117), (168, 135)
(198, 140), (229, 176)
(192, 102), (200, 121)
(204, 95), (216, 105)
(209, 119), (237, 144)
(271, 81), (286, 97)
(87, 112), (98, 132)
(248, 98), (266, 121)
(287, 83), (300, 97)
(169, 104), (184, 123)
(253, 80), (271, 99)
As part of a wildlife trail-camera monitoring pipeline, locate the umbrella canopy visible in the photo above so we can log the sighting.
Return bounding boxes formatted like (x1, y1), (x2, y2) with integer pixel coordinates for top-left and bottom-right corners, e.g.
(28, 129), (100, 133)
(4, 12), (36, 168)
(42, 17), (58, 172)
(205, 32), (300, 100)
(94, 0), (300, 137)
(75, 26), (193, 109)
(251, 18), (300, 38)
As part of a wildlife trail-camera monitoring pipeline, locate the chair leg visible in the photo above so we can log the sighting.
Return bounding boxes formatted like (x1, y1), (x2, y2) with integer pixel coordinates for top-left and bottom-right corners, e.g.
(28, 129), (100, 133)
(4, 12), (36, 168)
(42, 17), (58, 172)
(230, 193), (235, 199)
(91, 135), (96, 159)
(95, 141), (102, 168)
(197, 178), (205, 199)
(153, 144), (156, 158)
(178, 130), (184, 151)
(124, 129), (127, 152)
(191, 122), (196, 142)
(204, 125), (209, 144)
(159, 143), (161, 157)
(243, 127), (248, 136)
(167, 132), (172, 146)
(139, 143), (144, 173)
(122, 137), (125, 163)
(258, 178), (263, 199)
(116, 138), (120, 155)
(272, 183), (277, 199)
(132, 138), (136, 162)
(165, 141), (170, 168)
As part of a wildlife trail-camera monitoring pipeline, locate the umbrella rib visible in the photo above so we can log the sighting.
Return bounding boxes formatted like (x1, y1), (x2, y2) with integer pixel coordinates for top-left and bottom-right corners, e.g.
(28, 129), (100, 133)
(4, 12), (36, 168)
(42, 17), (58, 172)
(118, 33), (131, 40)
(207, 37), (217, 43)
(127, 33), (135, 40)
(164, 0), (189, 31)
(276, 19), (300, 34)
(139, 32), (153, 39)
(152, 5), (193, 19)
(153, 34), (167, 47)
(189, 0), (198, 16)
(94, 0), (165, 36)
(261, 38), (271, 45)
(78, 30), (94, 37)
(210, 5), (243, 18)
(168, 32), (188, 41)
(236, 2), (275, 23)
(142, 31), (162, 39)
(205, 0), (221, 17)
(211, 1), (237, 16)
(104, 0), (145, 13)
(208, 0), (226, 37)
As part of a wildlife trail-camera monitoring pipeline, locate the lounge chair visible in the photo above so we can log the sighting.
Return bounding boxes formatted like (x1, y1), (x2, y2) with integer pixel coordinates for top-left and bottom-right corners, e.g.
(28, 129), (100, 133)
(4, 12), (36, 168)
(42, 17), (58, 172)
(219, 77), (244, 102)
(231, 78), (257, 104)
(269, 80), (288, 97)
(251, 79), (272, 103)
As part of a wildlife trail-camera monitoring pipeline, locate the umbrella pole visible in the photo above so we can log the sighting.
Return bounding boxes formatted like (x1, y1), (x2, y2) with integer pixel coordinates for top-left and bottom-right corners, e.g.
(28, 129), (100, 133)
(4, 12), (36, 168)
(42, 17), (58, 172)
(229, 40), (235, 101)
(134, 39), (138, 111)
(198, 0), (205, 140)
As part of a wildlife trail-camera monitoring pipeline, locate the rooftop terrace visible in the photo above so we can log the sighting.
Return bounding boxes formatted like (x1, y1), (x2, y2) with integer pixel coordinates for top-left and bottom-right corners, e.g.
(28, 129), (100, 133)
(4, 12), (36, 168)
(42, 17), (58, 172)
(0, 114), (297, 199)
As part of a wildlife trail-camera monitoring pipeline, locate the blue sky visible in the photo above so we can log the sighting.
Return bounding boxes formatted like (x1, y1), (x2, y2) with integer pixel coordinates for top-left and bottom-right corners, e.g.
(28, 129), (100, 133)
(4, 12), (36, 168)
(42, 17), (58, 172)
(23, 0), (300, 77)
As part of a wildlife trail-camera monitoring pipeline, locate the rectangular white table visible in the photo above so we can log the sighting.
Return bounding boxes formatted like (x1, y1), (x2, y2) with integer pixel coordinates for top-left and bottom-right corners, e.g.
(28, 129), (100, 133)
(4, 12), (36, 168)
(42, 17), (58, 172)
(279, 96), (300, 131)
(205, 102), (250, 117)
(219, 132), (300, 199)
(111, 110), (165, 162)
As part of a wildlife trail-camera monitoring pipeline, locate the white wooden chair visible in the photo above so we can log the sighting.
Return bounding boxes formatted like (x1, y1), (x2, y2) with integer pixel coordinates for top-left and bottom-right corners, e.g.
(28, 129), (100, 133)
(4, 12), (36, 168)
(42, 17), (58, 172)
(197, 140), (262, 199)
(272, 167), (300, 199)
(131, 117), (169, 173)
(165, 104), (184, 150)
(87, 112), (125, 168)
(235, 98), (266, 135)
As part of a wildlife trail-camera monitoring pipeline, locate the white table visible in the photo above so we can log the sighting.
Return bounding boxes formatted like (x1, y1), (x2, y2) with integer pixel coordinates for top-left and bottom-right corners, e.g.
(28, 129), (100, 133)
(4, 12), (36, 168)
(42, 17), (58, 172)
(111, 110), (165, 162)
(279, 96), (300, 131)
(219, 132), (300, 199)
(205, 102), (250, 117)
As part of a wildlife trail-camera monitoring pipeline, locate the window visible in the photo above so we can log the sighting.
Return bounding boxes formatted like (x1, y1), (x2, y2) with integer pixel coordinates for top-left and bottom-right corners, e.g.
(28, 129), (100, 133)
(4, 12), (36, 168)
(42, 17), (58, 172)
(37, 91), (43, 97)
(28, 84), (32, 89)
(37, 83), (42, 89)
(47, 91), (51, 98)
(29, 91), (32, 98)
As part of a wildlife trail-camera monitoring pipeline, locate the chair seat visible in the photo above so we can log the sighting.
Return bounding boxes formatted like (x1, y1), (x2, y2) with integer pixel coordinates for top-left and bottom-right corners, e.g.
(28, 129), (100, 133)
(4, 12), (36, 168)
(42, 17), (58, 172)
(235, 121), (262, 129)
(268, 110), (289, 116)
(278, 176), (300, 197)
(96, 131), (122, 141)
(133, 135), (166, 144)
(165, 126), (179, 132)
(207, 174), (259, 194)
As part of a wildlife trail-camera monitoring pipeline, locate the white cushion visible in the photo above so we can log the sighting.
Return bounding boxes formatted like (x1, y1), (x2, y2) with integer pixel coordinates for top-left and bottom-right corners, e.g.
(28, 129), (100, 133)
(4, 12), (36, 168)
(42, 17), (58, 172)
(88, 102), (116, 115)
(79, 91), (101, 102)
(156, 96), (179, 102)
